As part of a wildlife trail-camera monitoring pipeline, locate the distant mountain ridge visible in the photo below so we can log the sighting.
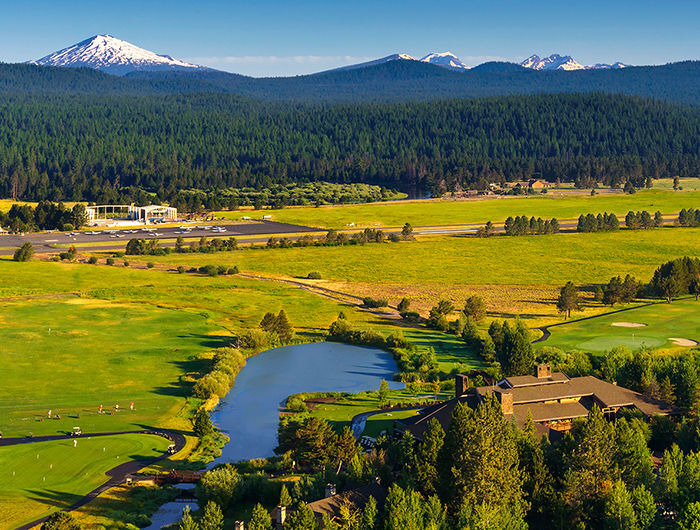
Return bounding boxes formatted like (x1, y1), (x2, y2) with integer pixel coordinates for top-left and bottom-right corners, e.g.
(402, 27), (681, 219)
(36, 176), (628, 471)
(520, 53), (630, 71)
(30, 35), (635, 76)
(30, 34), (207, 76)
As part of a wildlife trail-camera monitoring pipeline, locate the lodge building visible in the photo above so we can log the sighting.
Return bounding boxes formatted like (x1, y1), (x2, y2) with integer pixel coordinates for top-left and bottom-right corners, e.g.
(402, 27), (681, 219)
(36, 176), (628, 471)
(399, 364), (678, 440)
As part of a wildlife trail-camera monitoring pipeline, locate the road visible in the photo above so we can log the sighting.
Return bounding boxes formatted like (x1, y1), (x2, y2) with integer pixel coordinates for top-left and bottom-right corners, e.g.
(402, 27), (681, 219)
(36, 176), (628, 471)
(0, 220), (324, 255)
(0, 213), (679, 255)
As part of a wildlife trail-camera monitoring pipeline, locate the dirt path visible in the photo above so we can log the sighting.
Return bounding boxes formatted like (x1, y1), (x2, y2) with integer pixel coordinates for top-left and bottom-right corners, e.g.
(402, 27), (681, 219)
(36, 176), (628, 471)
(6, 429), (186, 530)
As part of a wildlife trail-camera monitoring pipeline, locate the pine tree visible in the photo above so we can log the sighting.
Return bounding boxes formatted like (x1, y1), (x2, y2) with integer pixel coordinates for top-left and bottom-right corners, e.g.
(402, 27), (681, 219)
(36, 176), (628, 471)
(397, 297), (411, 313)
(378, 379), (389, 407)
(279, 484), (293, 506)
(556, 281), (580, 319)
(603, 480), (638, 530)
(179, 506), (200, 530)
(412, 418), (445, 495)
(285, 502), (318, 530)
(200, 501), (224, 530)
(274, 310), (294, 342)
(248, 502), (273, 530)
(438, 397), (525, 517)
(360, 495), (378, 530)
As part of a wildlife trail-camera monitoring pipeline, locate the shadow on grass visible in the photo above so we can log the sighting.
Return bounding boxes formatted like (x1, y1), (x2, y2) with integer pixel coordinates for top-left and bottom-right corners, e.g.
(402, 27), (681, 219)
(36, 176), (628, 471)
(25, 489), (79, 510)
(177, 333), (234, 349)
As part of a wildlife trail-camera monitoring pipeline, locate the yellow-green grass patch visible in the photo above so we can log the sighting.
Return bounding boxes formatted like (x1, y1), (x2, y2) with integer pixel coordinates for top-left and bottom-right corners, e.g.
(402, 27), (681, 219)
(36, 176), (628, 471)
(215, 189), (700, 229)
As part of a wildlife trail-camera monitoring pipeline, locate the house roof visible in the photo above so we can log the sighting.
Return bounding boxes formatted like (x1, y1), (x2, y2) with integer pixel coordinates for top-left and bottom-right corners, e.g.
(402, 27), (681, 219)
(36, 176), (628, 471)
(475, 376), (676, 416)
(307, 482), (387, 520)
(400, 373), (677, 441)
(503, 372), (570, 388)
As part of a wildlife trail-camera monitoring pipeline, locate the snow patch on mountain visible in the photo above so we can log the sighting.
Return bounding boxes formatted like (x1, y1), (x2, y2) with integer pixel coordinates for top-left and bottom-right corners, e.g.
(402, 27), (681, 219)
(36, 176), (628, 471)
(521, 54), (631, 71)
(31, 35), (205, 76)
(420, 52), (469, 70)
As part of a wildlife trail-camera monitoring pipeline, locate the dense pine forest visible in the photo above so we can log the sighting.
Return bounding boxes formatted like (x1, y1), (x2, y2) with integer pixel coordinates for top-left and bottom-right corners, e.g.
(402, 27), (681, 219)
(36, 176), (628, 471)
(0, 92), (698, 202)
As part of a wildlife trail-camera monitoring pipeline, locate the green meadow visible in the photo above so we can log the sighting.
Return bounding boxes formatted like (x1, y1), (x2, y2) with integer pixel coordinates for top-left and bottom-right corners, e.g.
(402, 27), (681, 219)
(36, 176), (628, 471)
(0, 258), (396, 438)
(216, 188), (700, 229)
(147, 227), (700, 288)
(0, 434), (171, 528)
(544, 297), (700, 353)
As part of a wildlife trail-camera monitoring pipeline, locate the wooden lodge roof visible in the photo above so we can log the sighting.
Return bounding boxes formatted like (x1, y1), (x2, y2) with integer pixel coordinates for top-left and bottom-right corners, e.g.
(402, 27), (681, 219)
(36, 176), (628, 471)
(399, 370), (678, 441)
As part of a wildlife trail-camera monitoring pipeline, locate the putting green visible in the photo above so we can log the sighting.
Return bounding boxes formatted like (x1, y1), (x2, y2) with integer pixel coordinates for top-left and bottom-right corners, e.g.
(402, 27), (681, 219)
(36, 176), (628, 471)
(0, 433), (171, 528)
(545, 298), (700, 353)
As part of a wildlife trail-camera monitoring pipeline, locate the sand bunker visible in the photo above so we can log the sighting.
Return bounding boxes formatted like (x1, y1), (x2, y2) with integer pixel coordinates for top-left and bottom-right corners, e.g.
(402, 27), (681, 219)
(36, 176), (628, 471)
(611, 322), (647, 328)
(669, 337), (699, 347)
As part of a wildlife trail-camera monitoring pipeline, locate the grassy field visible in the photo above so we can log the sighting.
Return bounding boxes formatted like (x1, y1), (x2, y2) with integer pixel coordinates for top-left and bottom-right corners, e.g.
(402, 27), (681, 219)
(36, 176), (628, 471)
(215, 189), (700, 229)
(0, 258), (402, 438)
(544, 298), (700, 353)
(0, 434), (171, 528)
(143, 227), (700, 327)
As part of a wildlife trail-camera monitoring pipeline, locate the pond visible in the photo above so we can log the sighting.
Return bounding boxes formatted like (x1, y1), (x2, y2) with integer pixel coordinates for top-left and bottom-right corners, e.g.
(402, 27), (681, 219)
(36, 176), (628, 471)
(209, 342), (402, 464)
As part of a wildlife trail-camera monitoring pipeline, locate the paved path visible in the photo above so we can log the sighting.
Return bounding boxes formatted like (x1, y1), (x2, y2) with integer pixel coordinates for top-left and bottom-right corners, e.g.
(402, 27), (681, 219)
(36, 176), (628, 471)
(5, 429), (186, 530)
(350, 406), (426, 439)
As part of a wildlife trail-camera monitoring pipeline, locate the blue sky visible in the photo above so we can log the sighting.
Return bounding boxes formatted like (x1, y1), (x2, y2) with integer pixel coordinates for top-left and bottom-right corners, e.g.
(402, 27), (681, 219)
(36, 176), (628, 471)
(1, 0), (698, 77)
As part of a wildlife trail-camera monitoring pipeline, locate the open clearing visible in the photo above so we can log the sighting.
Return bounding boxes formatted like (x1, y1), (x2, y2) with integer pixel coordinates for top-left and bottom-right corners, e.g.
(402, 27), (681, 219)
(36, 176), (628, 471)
(544, 298), (700, 353)
(216, 189), (700, 229)
(0, 434), (170, 528)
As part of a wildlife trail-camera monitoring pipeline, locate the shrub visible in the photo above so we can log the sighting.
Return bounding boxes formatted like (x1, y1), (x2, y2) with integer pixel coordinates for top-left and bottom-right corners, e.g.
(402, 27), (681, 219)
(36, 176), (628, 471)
(177, 266), (186, 274)
(388, 233), (401, 243)
(147, 262), (154, 268)
(227, 266), (239, 275)
(362, 297), (389, 308)
(307, 271), (322, 279)
(123, 261), (129, 267)
(13, 242), (34, 262)
(61, 223), (74, 232)
(217, 265), (227, 275)
(200, 264), (218, 277)
(106, 257), (114, 266)
(88, 256), (98, 264)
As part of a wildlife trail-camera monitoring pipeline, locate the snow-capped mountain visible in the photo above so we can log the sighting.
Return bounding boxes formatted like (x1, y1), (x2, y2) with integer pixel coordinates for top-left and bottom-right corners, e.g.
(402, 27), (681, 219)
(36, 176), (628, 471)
(521, 54), (631, 71)
(520, 54), (585, 71)
(30, 35), (206, 76)
(587, 62), (630, 69)
(333, 53), (416, 71)
(420, 52), (469, 70)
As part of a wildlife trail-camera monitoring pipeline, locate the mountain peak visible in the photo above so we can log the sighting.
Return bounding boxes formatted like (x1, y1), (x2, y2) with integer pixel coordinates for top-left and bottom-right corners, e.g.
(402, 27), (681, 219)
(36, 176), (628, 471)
(520, 53), (631, 71)
(31, 34), (205, 76)
(420, 52), (469, 70)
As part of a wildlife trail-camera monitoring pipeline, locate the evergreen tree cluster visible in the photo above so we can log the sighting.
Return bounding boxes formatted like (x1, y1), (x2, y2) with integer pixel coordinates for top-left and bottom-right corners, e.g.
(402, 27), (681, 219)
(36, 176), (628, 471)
(678, 208), (700, 227)
(504, 215), (560, 236)
(488, 320), (535, 376)
(1, 201), (87, 232)
(0, 93), (698, 201)
(625, 210), (664, 229)
(599, 274), (643, 306)
(259, 310), (294, 343)
(577, 211), (620, 232)
(649, 257), (700, 302)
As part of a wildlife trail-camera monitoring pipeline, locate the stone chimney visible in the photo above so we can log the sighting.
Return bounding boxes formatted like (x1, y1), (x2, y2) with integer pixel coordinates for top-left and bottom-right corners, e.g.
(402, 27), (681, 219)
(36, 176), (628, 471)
(497, 392), (514, 414)
(536, 364), (552, 379)
(234, 522), (245, 530)
(325, 483), (337, 498)
(275, 505), (286, 525)
(455, 374), (469, 397)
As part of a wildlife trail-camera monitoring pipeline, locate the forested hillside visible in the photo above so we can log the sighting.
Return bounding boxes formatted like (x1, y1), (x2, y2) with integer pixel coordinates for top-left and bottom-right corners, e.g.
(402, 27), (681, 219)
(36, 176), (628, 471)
(1, 60), (699, 104)
(1, 93), (698, 202)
